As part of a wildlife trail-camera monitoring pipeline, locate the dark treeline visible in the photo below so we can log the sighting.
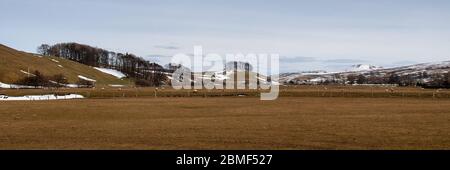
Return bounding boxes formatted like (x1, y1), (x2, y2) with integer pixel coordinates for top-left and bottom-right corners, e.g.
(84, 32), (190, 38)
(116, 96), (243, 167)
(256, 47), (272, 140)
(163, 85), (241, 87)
(315, 72), (450, 88)
(37, 43), (166, 86)
(346, 72), (450, 88)
(286, 70), (450, 89)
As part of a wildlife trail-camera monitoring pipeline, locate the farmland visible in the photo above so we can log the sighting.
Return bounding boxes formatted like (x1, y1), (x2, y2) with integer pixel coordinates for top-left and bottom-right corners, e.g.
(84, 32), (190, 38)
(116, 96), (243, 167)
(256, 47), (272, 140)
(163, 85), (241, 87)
(0, 86), (449, 149)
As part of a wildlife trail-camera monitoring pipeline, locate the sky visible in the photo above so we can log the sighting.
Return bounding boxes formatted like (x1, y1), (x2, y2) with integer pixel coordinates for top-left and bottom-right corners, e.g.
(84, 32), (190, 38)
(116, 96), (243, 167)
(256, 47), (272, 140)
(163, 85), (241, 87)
(1, 0), (450, 72)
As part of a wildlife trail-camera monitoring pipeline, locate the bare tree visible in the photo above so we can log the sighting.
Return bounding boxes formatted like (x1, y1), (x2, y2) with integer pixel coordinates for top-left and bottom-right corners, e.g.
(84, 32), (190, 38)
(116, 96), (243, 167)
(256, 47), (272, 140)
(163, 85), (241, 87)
(37, 44), (50, 55)
(356, 74), (367, 84)
(346, 74), (358, 84)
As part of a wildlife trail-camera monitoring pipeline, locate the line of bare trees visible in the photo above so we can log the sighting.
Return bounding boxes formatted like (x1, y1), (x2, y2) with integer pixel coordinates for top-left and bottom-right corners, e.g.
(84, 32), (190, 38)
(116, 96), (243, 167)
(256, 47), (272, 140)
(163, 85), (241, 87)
(345, 72), (450, 88)
(37, 43), (166, 86)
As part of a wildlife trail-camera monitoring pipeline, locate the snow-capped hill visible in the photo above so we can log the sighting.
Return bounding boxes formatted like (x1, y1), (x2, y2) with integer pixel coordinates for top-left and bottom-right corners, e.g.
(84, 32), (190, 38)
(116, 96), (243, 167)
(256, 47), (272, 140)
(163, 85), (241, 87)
(402, 61), (450, 70)
(347, 64), (382, 72)
(280, 60), (449, 86)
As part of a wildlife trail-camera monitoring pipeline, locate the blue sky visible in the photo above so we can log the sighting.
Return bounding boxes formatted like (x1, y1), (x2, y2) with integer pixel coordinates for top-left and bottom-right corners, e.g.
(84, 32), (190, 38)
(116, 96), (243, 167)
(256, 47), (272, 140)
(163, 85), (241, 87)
(1, 0), (450, 72)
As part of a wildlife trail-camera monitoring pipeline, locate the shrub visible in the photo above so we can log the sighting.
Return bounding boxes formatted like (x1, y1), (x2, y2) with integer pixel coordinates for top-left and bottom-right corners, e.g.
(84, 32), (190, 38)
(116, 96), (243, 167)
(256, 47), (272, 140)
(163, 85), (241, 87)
(49, 74), (69, 88)
(77, 78), (95, 88)
(135, 79), (152, 87)
(15, 70), (49, 87)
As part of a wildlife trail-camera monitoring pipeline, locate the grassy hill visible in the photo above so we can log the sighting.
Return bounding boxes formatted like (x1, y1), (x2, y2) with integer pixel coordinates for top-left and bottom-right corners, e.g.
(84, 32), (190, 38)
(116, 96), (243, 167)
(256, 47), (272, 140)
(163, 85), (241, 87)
(0, 44), (129, 87)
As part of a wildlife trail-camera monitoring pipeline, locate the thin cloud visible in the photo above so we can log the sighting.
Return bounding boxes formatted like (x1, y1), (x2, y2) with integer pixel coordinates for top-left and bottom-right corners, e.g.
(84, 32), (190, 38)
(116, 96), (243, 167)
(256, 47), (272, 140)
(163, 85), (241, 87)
(146, 54), (172, 58)
(145, 54), (172, 63)
(280, 56), (316, 63)
(154, 45), (180, 50)
(391, 60), (418, 65)
(323, 59), (367, 64)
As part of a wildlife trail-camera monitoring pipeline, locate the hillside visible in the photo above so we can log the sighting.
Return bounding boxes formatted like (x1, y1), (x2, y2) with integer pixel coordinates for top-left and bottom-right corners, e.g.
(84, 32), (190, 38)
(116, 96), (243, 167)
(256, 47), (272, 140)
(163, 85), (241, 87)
(280, 61), (450, 86)
(0, 44), (129, 87)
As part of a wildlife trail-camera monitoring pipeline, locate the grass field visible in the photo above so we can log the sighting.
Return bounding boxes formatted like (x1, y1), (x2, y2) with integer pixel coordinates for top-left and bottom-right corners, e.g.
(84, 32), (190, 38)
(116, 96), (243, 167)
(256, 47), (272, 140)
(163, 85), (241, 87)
(0, 88), (449, 149)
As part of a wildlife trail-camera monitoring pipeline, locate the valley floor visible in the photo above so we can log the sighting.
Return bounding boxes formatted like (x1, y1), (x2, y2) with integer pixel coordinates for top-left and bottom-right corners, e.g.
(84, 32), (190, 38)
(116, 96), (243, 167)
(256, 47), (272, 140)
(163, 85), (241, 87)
(0, 97), (449, 149)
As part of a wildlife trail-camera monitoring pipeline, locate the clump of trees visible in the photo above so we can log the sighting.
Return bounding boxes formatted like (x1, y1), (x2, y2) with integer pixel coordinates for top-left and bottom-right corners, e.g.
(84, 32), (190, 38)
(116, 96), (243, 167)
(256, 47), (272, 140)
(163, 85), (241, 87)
(37, 43), (167, 86)
(446, 72), (450, 86)
(423, 72), (450, 88)
(135, 75), (167, 87)
(50, 74), (69, 88)
(15, 71), (50, 88)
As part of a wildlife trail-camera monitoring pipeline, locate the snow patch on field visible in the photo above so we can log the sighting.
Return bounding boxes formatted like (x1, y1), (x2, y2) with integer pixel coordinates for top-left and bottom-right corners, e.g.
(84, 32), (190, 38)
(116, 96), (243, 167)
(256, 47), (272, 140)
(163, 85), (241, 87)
(0, 94), (84, 101)
(1, 81), (87, 89)
(109, 84), (125, 87)
(0, 82), (36, 89)
(310, 77), (327, 82)
(78, 75), (96, 82)
(50, 59), (60, 63)
(57, 65), (64, 68)
(66, 84), (79, 88)
(94, 67), (126, 78)
(0, 82), (12, 88)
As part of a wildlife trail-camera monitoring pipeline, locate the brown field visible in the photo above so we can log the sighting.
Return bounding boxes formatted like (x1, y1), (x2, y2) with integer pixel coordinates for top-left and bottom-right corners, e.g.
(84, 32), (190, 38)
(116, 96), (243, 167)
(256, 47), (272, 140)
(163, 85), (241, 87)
(1, 86), (450, 149)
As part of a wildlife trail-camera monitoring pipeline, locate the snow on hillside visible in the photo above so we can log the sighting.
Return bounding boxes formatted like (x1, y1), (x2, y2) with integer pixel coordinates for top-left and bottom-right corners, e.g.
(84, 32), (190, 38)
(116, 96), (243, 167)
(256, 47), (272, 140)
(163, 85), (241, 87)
(78, 75), (96, 82)
(20, 70), (36, 76)
(214, 74), (229, 80)
(346, 64), (382, 72)
(402, 61), (450, 70)
(0, 94), (84, 101)
(94, 67), (126, 79)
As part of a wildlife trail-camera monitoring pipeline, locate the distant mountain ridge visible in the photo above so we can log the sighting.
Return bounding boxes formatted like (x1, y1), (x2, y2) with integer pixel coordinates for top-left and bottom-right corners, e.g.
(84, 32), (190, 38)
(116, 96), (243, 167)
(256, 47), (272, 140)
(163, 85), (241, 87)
(280, 61), (450, 87)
